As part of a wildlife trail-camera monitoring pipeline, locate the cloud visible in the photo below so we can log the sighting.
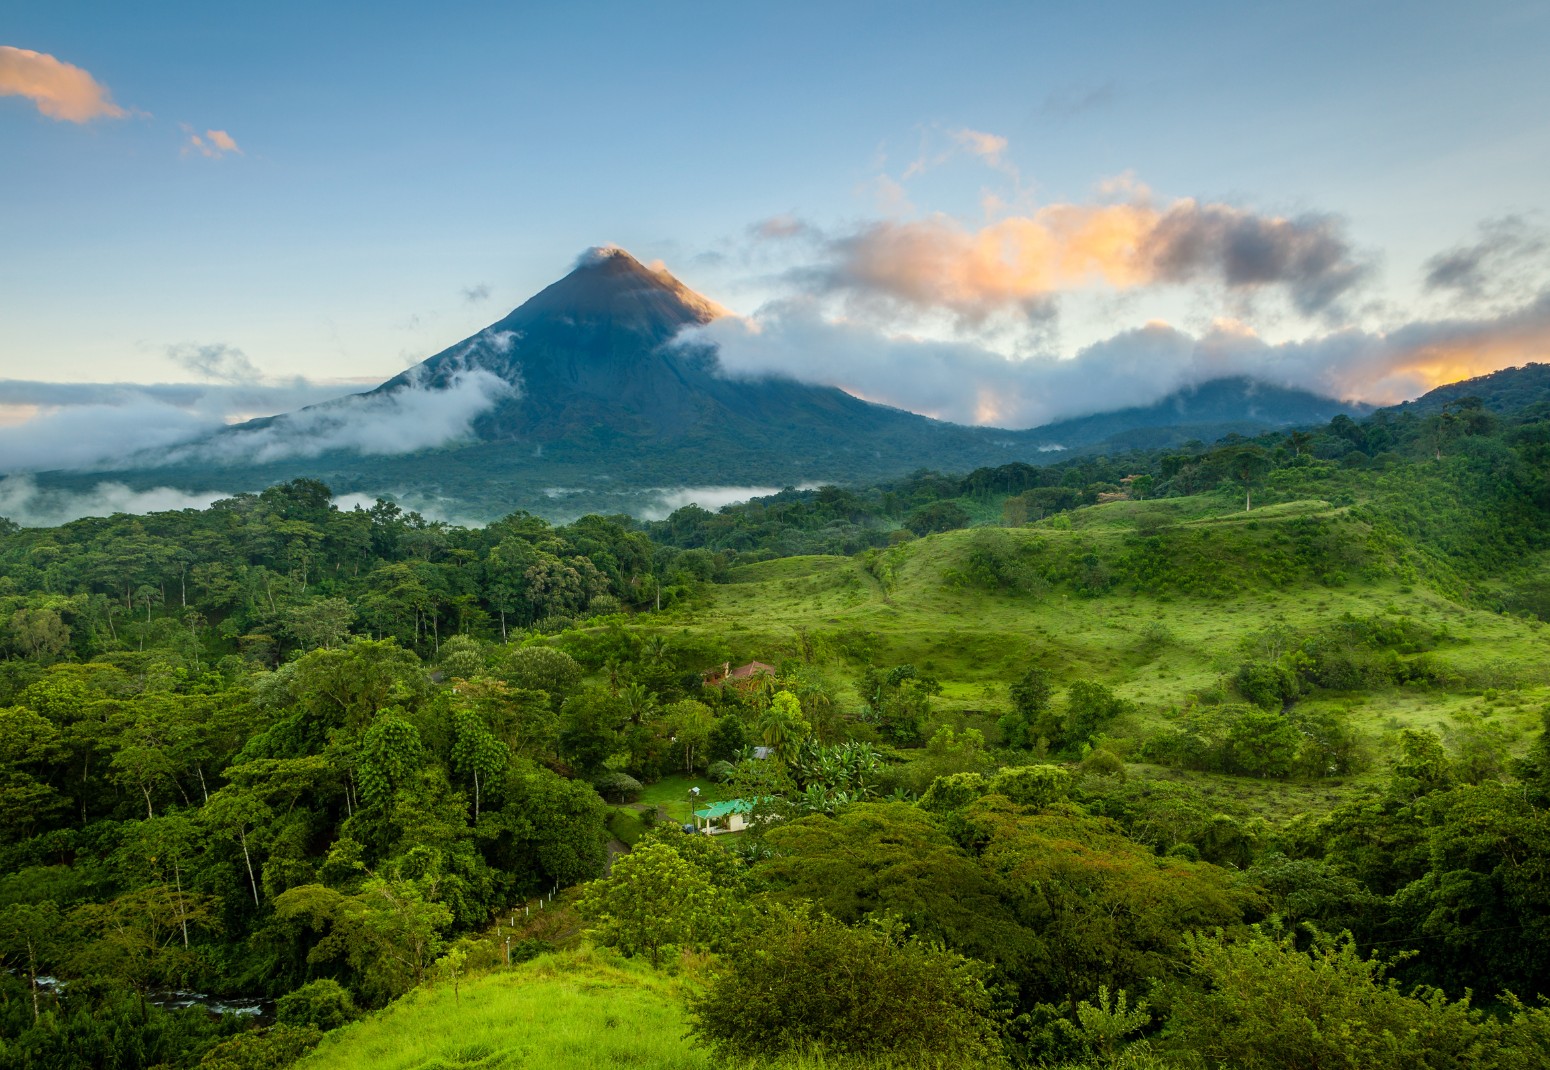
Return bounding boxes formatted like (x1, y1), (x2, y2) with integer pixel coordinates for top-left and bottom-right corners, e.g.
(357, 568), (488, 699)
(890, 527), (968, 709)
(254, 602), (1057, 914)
(0, 395), (217, 472)
(166, 342), (263, 383)
(184, 370), (515, 464)
(752, 215), (814, 241)
(461, 283), (491, 303)
(163, 329), (523, 465)
(0, 46), (126, 122)
(573, 244), (630, 269)
(0, 376), (365, 473)
(330, 490), (492, 528)
(181, 123), (241, 158)
(1145, 203), (1368, 315)
(637, 485), (821, 521)
(901, 126), (1016, 181)
(0, 476), (230, 528)
(807, 194), (1369, 324)
(686, 288), (1550, 429)
(1424, 215), (1548, 301)
(950, 128), (1009, 165)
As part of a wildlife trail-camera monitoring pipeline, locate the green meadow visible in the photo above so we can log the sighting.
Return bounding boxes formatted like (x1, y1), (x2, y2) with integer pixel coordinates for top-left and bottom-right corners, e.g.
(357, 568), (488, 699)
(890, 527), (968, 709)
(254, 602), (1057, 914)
(657, 493), (1550, 812)
(296, 949), (709, 1070)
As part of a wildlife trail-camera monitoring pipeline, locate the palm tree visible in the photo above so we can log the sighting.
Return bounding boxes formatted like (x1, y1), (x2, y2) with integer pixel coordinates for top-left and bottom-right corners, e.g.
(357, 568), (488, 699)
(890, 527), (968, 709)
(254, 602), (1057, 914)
(621, 682), (656, 725)
(758, 691), (810, 766)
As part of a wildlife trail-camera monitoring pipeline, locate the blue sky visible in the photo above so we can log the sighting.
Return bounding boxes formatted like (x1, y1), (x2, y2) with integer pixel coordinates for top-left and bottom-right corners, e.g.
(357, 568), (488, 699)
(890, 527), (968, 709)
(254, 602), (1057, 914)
(2, 1), (1549, 449)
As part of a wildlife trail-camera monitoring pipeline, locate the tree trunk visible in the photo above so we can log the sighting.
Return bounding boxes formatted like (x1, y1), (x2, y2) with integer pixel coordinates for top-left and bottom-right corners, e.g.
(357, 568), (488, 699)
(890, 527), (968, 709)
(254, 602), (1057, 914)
(80, 754), (91, 824)
(499, 609), (507, 642)
(174, 861), (190, 947)
(1245, 487), (1252, 512)
(26, 940), (38, 1023)
(239, 825), (260, 908)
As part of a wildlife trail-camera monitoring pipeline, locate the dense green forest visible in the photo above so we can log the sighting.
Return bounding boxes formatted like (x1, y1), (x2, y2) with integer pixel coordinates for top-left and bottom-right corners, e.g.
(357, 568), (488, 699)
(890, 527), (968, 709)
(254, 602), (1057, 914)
(4, 378), (1550, 1068)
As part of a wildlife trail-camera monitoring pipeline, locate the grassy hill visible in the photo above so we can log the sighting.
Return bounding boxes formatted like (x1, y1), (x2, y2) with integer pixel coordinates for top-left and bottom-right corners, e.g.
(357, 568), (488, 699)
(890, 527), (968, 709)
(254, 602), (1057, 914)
(297, 948), (710, 1070)
(654, 491), (1550, 818)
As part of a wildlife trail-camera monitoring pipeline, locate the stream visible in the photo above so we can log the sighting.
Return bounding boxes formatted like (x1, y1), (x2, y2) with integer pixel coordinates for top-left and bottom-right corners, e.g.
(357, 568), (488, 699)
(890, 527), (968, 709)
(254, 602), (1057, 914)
(29, 976), (275, 1020)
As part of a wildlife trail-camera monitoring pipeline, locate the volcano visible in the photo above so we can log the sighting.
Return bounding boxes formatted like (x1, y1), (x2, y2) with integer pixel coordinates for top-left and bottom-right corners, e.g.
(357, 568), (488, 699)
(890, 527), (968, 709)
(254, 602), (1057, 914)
(39, 247), (1367, 520)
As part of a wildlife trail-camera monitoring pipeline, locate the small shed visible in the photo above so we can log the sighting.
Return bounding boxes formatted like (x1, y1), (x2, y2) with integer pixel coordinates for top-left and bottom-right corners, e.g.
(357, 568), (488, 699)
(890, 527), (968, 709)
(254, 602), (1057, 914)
(693, 798), (754, 835)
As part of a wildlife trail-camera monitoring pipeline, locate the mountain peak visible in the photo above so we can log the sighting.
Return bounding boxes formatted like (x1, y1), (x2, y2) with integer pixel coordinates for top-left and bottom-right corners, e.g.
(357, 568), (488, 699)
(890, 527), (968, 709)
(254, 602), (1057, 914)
(371, 246), (728, 412)
(506, 245), (727, 328)
(570, 244), (647, 271)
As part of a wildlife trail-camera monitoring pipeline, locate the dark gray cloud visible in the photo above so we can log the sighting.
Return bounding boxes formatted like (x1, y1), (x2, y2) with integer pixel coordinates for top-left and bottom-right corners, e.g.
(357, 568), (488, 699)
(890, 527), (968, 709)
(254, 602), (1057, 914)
(1424, 215), (1548, 299)
(1144, 203), (1370, 315)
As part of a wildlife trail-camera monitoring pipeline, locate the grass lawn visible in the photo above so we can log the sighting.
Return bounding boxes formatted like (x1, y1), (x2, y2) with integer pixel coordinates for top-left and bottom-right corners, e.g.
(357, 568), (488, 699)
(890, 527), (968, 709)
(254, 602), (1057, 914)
(608, 806), (648, 846)
(637, 773), (725, 824)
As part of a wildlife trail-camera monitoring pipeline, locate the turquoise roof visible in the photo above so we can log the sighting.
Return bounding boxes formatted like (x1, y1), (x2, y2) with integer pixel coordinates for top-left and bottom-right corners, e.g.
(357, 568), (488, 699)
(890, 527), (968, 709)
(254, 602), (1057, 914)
(693, 799), (754, 820)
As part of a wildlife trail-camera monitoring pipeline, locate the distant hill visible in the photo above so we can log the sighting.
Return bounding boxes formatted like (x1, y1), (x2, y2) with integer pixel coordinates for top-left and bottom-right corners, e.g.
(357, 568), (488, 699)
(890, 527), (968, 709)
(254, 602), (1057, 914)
(32, 249), (1370, 520)
(1023, 377), (1370, 452)
(1382, 362), (1550, 417)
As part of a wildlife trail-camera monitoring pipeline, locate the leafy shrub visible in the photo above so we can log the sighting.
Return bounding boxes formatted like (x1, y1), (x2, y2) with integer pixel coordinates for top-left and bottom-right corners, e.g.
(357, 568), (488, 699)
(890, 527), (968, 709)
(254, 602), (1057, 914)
(707, 759), (735, 783)
(1234, 660), (1300, 710)
(592, 771), (643, 803)
(1078, 748), (1127, 779)
(919, 772), (988, 813)
(989, 764), (1072, 809)
(197, 1025), (322, 1070)
(276, 978), (358, 1031)
(688, 906), (1001, 1065)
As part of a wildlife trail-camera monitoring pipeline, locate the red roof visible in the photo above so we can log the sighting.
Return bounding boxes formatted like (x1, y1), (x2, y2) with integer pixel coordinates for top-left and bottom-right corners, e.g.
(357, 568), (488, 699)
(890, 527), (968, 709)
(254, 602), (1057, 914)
(727, 661), (775, 679)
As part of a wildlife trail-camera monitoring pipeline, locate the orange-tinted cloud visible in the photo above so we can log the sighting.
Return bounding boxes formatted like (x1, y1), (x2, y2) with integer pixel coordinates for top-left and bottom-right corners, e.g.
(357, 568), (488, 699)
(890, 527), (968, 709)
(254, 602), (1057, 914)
(0, 45), (125, 122)
(901, 126), (1014, 180)
(182, 125), (242, 158)
(949, 128), (1008, 166)
(820, 196), (1367, 322)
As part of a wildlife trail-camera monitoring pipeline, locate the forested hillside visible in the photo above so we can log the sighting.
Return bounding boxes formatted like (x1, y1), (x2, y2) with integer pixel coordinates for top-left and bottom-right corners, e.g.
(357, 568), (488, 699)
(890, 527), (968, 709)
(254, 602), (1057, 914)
(4, 382), (1550, 1069)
